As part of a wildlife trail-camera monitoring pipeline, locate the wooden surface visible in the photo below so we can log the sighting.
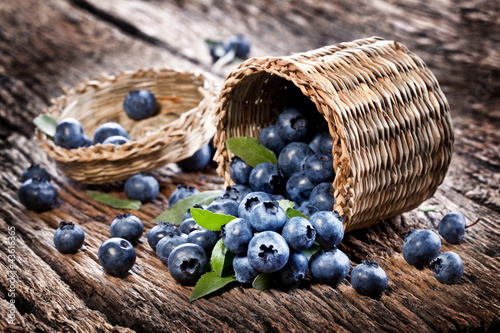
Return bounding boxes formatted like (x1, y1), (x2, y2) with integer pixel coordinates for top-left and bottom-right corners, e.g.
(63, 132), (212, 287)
(0, 0), (499, 332)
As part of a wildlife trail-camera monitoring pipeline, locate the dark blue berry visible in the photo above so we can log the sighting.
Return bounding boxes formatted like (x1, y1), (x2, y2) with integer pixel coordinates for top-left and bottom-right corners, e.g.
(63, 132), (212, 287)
(219, 185), (252, 203)
(168, 243), (209, 285)
(309, 249), (350, 285)
(248, 162), (284, 194)
(53, 118), (86, 149)
(229, 157), (253, 186)
(237, 191), (273, 221)
(18, 178), (57, 212)
(297, 201), (320, 217)
(259, 125), (287, 155)
(102, 135), (130, 145)
(186, 229), (219, 254)
(402, 229), (441, 267)
(247, 231), (290, 273)
(438, 212), (466, 244)
(430, 251), (464, 285)
(109, 213), (144, 245)
(249, 201), (287, 232)
(53, 221), (85, 254)
(281, 216), (316, 251)
(179, 217), (201, 235)
(308, 131), (333, 154)
(351, 260), (389, 297)
(224, 34), (251, 58)
(169, 184), (200, 206)
(147, 222), (180, 251)
(156, 233), (188, 265)
(275, 252), (309, 285)
(98, 238), (136, 277)
(207, 198), (239, 216)
(233, 255), (259, 284)
(123, 89), (158, 120)
(309, 211), (344, 250)
(93, 122), (130, 144)
(276, 107), (310, 142)
(303, 153), (335, 184)
(286, 172), (315, 204)
(309, 182), (335, 211)
(21, 164), (50, 182)
(278, 142), (313, 178)
(221, 218), (254, 254)
(125, 173), (159, 202)
(177, 144), (212, 172)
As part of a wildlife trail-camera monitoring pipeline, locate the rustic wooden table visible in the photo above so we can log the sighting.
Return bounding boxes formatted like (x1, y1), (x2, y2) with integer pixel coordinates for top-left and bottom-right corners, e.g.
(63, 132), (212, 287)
(1, 1), (498, 332)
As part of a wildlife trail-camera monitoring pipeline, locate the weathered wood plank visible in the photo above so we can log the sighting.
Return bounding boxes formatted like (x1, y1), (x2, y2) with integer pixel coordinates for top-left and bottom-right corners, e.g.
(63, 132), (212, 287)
(0, 0), (498, 332)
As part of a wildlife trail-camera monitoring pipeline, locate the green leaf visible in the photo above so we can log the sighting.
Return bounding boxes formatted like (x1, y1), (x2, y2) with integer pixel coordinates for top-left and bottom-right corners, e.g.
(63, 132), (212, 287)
(286, 208), (308, 219)
(152, 190), (221, 224)
(303, 243), (321, 261)
(226, 137), (277, 167)
(86, 190), (141, 210)
(418, 204), (441, 212)
(189, 272), (236, 302)
(33, 114), (57, 137)
(210, 239), (235, 277)
(191, 208), (236, 231)
(252, 273), (273, 291)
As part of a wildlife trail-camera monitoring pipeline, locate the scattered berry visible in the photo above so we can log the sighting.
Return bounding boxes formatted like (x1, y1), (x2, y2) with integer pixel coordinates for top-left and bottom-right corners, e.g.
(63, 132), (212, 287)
(125, 173), (159, 202)
(430, 251), (464, 285)
(168, 243), (209, 285)
(18, 178), (57, 212)
(98, 238), (136, 277)
(402, 229), (441, 267)
(438, 212), (467, 244)
(21, 164), (50, 182)
(53, 221), (85, 254)
(109, 213), (144, 245)
(309, 248), (350, 285)
(351, 260), (389, 297)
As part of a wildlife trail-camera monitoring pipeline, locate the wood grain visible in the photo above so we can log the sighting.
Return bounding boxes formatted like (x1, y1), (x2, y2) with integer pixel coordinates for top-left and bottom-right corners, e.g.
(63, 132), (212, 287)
(0, 0), (498, 332)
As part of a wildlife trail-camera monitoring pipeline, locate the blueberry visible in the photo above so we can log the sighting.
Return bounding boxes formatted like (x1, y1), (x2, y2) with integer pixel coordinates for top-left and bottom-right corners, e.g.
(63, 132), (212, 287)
(275, 251), (309, 285)
(125, 173), (159, 202)
(53, 221), (85, 254)
(278, 142), (314, 178)
(309, 211), (344, 250)
(247, 231), (290, 273)
(351, 260), (389, 297)
(237, 191), (273, 221)
(221, 218), (254, 254)
(438, 212), (467, 244)
(430, 251), (464, 285)
(259, 125), (287, 155)
(53, 118), (86, 149)
(168, 243), (209, 285)
(224, 34), (251, 58)
(169, 184), (200, 207)
(21, 164), (50, 182)
(187, 229), (219, 254)
(18, 178), (57, 212)
(179, 217), (201, 235)
(218, 185), (252, 203)
(248, 162), (284, 195)
(303, 153), (335, 184)
(93, 122), (130, 144)
(123, 88), (158, 120)
(297, 201), (320, 217)
(147, 222), (180, 251)
(276, 107), (310, 142)
(309, 182), (335, 211)
(98, 238), (136, 277)
(80, 135), (93, 147)
(309, 249), (350, 285)
(109, 213), (144, 245)
(248, 201), (287, 232)
(281, 216), (316, 251)
(102, 135), (130, 145)
(207, 198), (239, 216)
(233, 255), (259, 284)
(156, 232), (188, 265)
(177, 144), (212, 172)
(308, 131), (333, 154)
(229, 157), (253, 186)
(286, 172), (316, 205)
(402, 229), (441, 267)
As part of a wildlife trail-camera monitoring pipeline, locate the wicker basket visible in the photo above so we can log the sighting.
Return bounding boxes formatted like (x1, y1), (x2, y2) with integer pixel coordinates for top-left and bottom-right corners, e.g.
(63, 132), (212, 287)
(37, 68), (218, 184)
(214, 37), (454, 232)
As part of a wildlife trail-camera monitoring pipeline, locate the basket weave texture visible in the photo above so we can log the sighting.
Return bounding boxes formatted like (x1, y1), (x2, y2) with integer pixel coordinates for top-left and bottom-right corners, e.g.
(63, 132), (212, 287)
(38, 68), (218, 184)
(214, 37), (454, 232)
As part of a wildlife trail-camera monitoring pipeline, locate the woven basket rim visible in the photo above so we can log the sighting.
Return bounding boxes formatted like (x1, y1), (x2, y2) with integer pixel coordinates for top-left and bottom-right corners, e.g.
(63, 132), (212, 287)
(37, 67), (218, 163)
